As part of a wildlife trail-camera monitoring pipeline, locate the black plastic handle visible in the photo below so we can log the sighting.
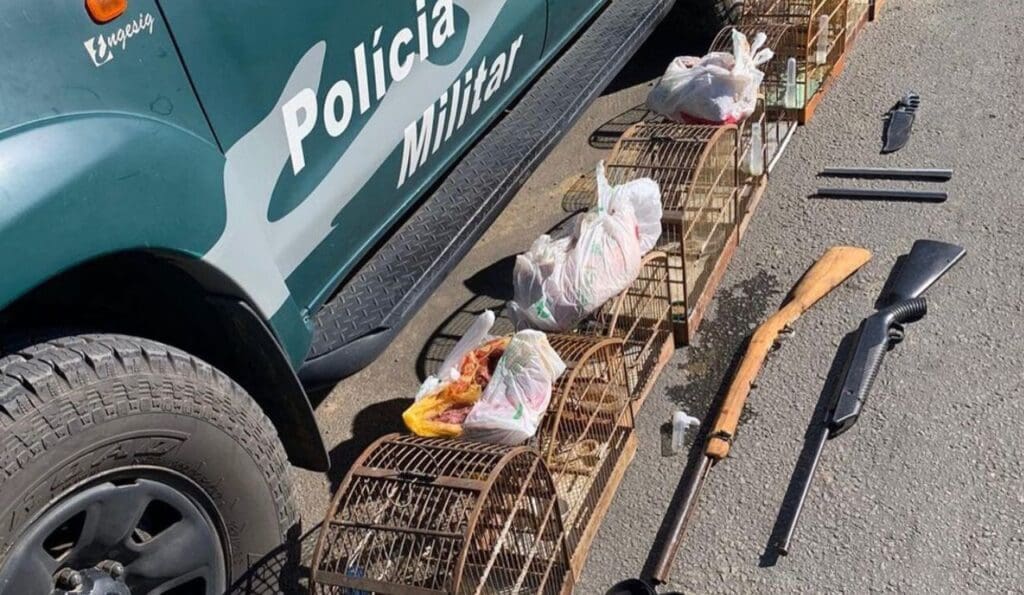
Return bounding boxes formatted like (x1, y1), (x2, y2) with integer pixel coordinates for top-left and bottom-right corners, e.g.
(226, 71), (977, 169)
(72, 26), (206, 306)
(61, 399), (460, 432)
(828, 298), (928, 437)
(878, 240), (966, 306)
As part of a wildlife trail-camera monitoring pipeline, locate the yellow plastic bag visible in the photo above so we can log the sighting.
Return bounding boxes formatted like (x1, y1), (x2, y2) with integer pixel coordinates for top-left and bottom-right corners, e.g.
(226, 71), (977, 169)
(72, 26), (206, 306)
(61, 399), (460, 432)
(401, 383), (482, 438)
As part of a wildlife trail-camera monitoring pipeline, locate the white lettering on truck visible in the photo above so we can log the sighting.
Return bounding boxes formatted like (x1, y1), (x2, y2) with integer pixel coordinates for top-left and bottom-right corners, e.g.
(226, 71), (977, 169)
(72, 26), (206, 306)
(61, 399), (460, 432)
(209, 0), (513, 320)
(281, 0), (457, 175)
(399, 34), (523, 187)
(83, 12), (155, 67)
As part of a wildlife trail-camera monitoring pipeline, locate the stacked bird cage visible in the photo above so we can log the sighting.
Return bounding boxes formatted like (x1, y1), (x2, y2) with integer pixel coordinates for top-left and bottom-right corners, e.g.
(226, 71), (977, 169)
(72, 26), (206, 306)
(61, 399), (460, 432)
(535, 335), (634, 573)
(740, 0), (849, 123)
(603, 123), (741, 344)
(311, 434), (572, 595)
(583, 251), (674, 405)
(846, 0), (870, 41)
(708, 23), (798, 176)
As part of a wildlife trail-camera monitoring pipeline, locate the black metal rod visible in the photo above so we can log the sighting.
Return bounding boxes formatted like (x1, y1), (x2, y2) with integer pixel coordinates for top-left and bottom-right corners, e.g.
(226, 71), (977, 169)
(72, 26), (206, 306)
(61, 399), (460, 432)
(651, 455), (713, 584)
(815, 188), (948, 203)
(820, 167), (953, 181)
(775, 428), (829, 556)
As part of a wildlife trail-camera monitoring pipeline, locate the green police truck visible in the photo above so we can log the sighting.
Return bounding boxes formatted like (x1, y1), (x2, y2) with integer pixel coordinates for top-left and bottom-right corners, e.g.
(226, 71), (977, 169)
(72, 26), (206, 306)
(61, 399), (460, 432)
(0, 0), (675, 591)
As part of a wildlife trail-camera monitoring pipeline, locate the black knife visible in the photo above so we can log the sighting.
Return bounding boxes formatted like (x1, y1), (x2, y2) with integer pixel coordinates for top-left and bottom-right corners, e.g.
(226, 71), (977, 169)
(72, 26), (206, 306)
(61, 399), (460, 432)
(881, 92), (919, 154)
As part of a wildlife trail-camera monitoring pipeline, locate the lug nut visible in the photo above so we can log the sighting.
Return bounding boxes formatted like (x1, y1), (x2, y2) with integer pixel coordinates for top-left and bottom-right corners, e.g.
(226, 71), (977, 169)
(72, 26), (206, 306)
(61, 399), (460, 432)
(54, 568), (83, 589)
(98, 560), (126, 579)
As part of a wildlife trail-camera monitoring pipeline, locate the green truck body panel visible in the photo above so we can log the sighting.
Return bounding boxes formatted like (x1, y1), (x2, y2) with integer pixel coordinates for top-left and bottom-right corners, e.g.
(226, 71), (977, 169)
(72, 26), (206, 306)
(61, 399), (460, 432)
(0, 0), (605, 367)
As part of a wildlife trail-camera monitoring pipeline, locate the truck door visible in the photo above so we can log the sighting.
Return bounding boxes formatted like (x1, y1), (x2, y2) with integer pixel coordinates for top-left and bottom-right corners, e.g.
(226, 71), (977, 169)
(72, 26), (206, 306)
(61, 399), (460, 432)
(544, 0), (607, 53)
(157, 1), (546, 316)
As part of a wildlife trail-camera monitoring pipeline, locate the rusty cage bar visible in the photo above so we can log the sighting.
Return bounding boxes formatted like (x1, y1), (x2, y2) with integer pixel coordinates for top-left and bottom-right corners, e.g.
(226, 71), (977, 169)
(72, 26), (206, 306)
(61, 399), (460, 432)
(708, 23), (798, 174)
(740, 0), (850, 123)
(846, 0), (870, 42)
(311, 435), (572, 595)
(602, 122), (741, 344)
(534, 335), (634, 574)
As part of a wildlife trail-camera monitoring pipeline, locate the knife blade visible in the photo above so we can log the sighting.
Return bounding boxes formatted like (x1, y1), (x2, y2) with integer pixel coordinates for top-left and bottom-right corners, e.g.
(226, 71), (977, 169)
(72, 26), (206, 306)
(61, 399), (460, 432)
(881, 92), (920, 154)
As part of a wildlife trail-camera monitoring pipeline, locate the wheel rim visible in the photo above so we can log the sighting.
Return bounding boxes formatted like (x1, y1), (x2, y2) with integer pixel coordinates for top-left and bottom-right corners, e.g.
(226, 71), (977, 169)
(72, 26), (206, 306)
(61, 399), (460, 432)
(0, 474), (227, 595)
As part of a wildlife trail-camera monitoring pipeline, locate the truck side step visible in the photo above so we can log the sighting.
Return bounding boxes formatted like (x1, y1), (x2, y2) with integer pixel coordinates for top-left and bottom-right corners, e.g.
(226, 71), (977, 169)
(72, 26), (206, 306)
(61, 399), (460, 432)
(300, 0), (675, 388)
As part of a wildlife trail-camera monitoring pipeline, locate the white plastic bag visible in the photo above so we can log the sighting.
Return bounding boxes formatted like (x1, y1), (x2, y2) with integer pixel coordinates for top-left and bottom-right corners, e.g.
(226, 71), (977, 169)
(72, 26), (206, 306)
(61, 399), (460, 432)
(646, 29), (773, 124)
(462, 329), (566, 445)
(597, 162), (662, 253)
(508, 162), (662, 332)
(414, 310), (496, 401)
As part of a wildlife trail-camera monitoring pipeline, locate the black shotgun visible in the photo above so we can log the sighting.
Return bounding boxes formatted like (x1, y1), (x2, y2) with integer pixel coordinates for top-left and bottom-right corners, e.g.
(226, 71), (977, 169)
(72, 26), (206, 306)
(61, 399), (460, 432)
(775, 239), (966, 556)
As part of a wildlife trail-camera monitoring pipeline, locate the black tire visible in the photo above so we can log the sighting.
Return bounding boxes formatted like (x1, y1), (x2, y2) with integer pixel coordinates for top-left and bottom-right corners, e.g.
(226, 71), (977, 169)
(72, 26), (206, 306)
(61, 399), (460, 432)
(0, 334), (299, 594)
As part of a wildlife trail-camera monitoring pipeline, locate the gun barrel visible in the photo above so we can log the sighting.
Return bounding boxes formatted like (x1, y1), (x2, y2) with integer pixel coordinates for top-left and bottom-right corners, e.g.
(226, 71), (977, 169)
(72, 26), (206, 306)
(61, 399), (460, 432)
(650, 456), (713, 584)
(775, 427), (829, 556)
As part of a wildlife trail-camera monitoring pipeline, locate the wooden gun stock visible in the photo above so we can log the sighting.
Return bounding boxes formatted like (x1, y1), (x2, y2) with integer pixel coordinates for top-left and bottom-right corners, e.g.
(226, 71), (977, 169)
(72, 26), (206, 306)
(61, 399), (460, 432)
(705, 246), (872, 460)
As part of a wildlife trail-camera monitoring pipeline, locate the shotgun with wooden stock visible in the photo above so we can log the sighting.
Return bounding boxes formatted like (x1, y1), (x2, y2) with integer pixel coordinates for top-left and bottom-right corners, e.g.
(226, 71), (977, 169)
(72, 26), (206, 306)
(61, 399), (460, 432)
(649, 246), (872, 586)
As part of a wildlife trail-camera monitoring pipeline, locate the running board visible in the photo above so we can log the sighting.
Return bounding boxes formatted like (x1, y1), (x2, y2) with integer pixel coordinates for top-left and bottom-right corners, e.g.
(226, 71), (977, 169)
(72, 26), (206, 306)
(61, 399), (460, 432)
(300, 0), (676, 388)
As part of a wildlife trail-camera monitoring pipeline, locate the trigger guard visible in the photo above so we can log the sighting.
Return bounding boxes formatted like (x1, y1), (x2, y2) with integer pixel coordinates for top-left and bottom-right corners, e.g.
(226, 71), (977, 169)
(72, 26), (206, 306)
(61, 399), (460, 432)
(887, 324), (905, 349)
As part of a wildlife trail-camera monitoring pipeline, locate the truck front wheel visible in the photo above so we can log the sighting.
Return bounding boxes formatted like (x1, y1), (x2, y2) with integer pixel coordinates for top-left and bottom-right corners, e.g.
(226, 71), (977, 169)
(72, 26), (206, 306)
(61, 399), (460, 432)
(0, 334), (298, 594)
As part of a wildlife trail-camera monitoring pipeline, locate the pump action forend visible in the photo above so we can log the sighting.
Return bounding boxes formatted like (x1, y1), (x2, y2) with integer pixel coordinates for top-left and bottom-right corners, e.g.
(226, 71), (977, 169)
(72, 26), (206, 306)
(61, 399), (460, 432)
(775, 239), (966, 556)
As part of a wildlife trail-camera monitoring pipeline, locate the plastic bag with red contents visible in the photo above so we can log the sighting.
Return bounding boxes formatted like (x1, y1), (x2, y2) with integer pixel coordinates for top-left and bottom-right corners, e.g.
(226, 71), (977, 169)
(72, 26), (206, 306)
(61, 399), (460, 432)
(403, 311), (507, 438)
(462, 329), (566, 445)
(402, 312), (565, 444)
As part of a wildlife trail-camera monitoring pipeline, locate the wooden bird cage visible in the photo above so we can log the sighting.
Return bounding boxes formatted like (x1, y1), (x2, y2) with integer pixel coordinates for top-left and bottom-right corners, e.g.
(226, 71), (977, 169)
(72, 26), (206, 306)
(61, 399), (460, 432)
(603, 123), (741, 344)
(708, 24), (798, 174)
(580, 251), (675, 405)
(740, 0), (850, 123)
(535, 335), (635, 574)
(311, 435), (572, 595)
(846, 0), (870, 42)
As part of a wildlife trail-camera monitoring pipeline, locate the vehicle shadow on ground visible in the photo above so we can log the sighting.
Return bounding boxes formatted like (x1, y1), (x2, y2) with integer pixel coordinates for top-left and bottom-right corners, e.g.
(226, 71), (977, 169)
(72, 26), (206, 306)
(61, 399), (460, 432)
(587, 103), (658, 150)
(601, 0), (732, 95)
(416, 255), (518, 381)
(414, 210), (579, 382)
(324, 398), (413, 493)
(227, 521), (314, 595)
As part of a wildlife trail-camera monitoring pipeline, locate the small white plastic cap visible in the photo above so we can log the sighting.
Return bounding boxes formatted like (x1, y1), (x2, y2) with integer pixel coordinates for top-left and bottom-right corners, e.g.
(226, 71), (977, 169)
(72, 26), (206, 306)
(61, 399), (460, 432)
(673, 411), (700, 428)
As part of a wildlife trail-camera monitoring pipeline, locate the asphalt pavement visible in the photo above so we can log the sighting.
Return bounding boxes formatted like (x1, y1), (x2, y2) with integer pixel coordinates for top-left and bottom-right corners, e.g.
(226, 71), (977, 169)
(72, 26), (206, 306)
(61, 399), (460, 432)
(292, 0), (1024, 592)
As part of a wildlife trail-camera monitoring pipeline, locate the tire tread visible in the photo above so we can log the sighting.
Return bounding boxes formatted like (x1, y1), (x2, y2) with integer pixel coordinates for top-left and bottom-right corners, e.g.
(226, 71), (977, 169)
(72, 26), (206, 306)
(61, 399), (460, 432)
(0, 334), (297, 542)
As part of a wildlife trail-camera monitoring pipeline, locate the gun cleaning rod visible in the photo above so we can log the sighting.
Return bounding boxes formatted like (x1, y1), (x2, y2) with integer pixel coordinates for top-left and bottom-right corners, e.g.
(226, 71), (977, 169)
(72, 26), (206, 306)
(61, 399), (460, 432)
(820, 167), (953, 181)
(815, 188), (948, 202)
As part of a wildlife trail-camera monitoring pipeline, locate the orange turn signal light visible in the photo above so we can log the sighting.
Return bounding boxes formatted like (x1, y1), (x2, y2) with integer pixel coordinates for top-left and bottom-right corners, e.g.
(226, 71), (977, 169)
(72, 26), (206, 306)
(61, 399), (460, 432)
(85, 0), (127, 24)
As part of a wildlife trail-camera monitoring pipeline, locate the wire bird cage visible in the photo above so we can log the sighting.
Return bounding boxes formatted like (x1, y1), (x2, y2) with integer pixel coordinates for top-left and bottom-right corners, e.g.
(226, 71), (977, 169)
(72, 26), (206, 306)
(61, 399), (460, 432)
(603, 123), (740, 344)
(740, 0), (849, 122)
(525, 255), (673, 570)
(534, 335), (634, 573)
(579, 251), (674, 403)
(846, 0), (869, 41)
(311, 435), (572, 595)
(708, 24), (797, 176)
